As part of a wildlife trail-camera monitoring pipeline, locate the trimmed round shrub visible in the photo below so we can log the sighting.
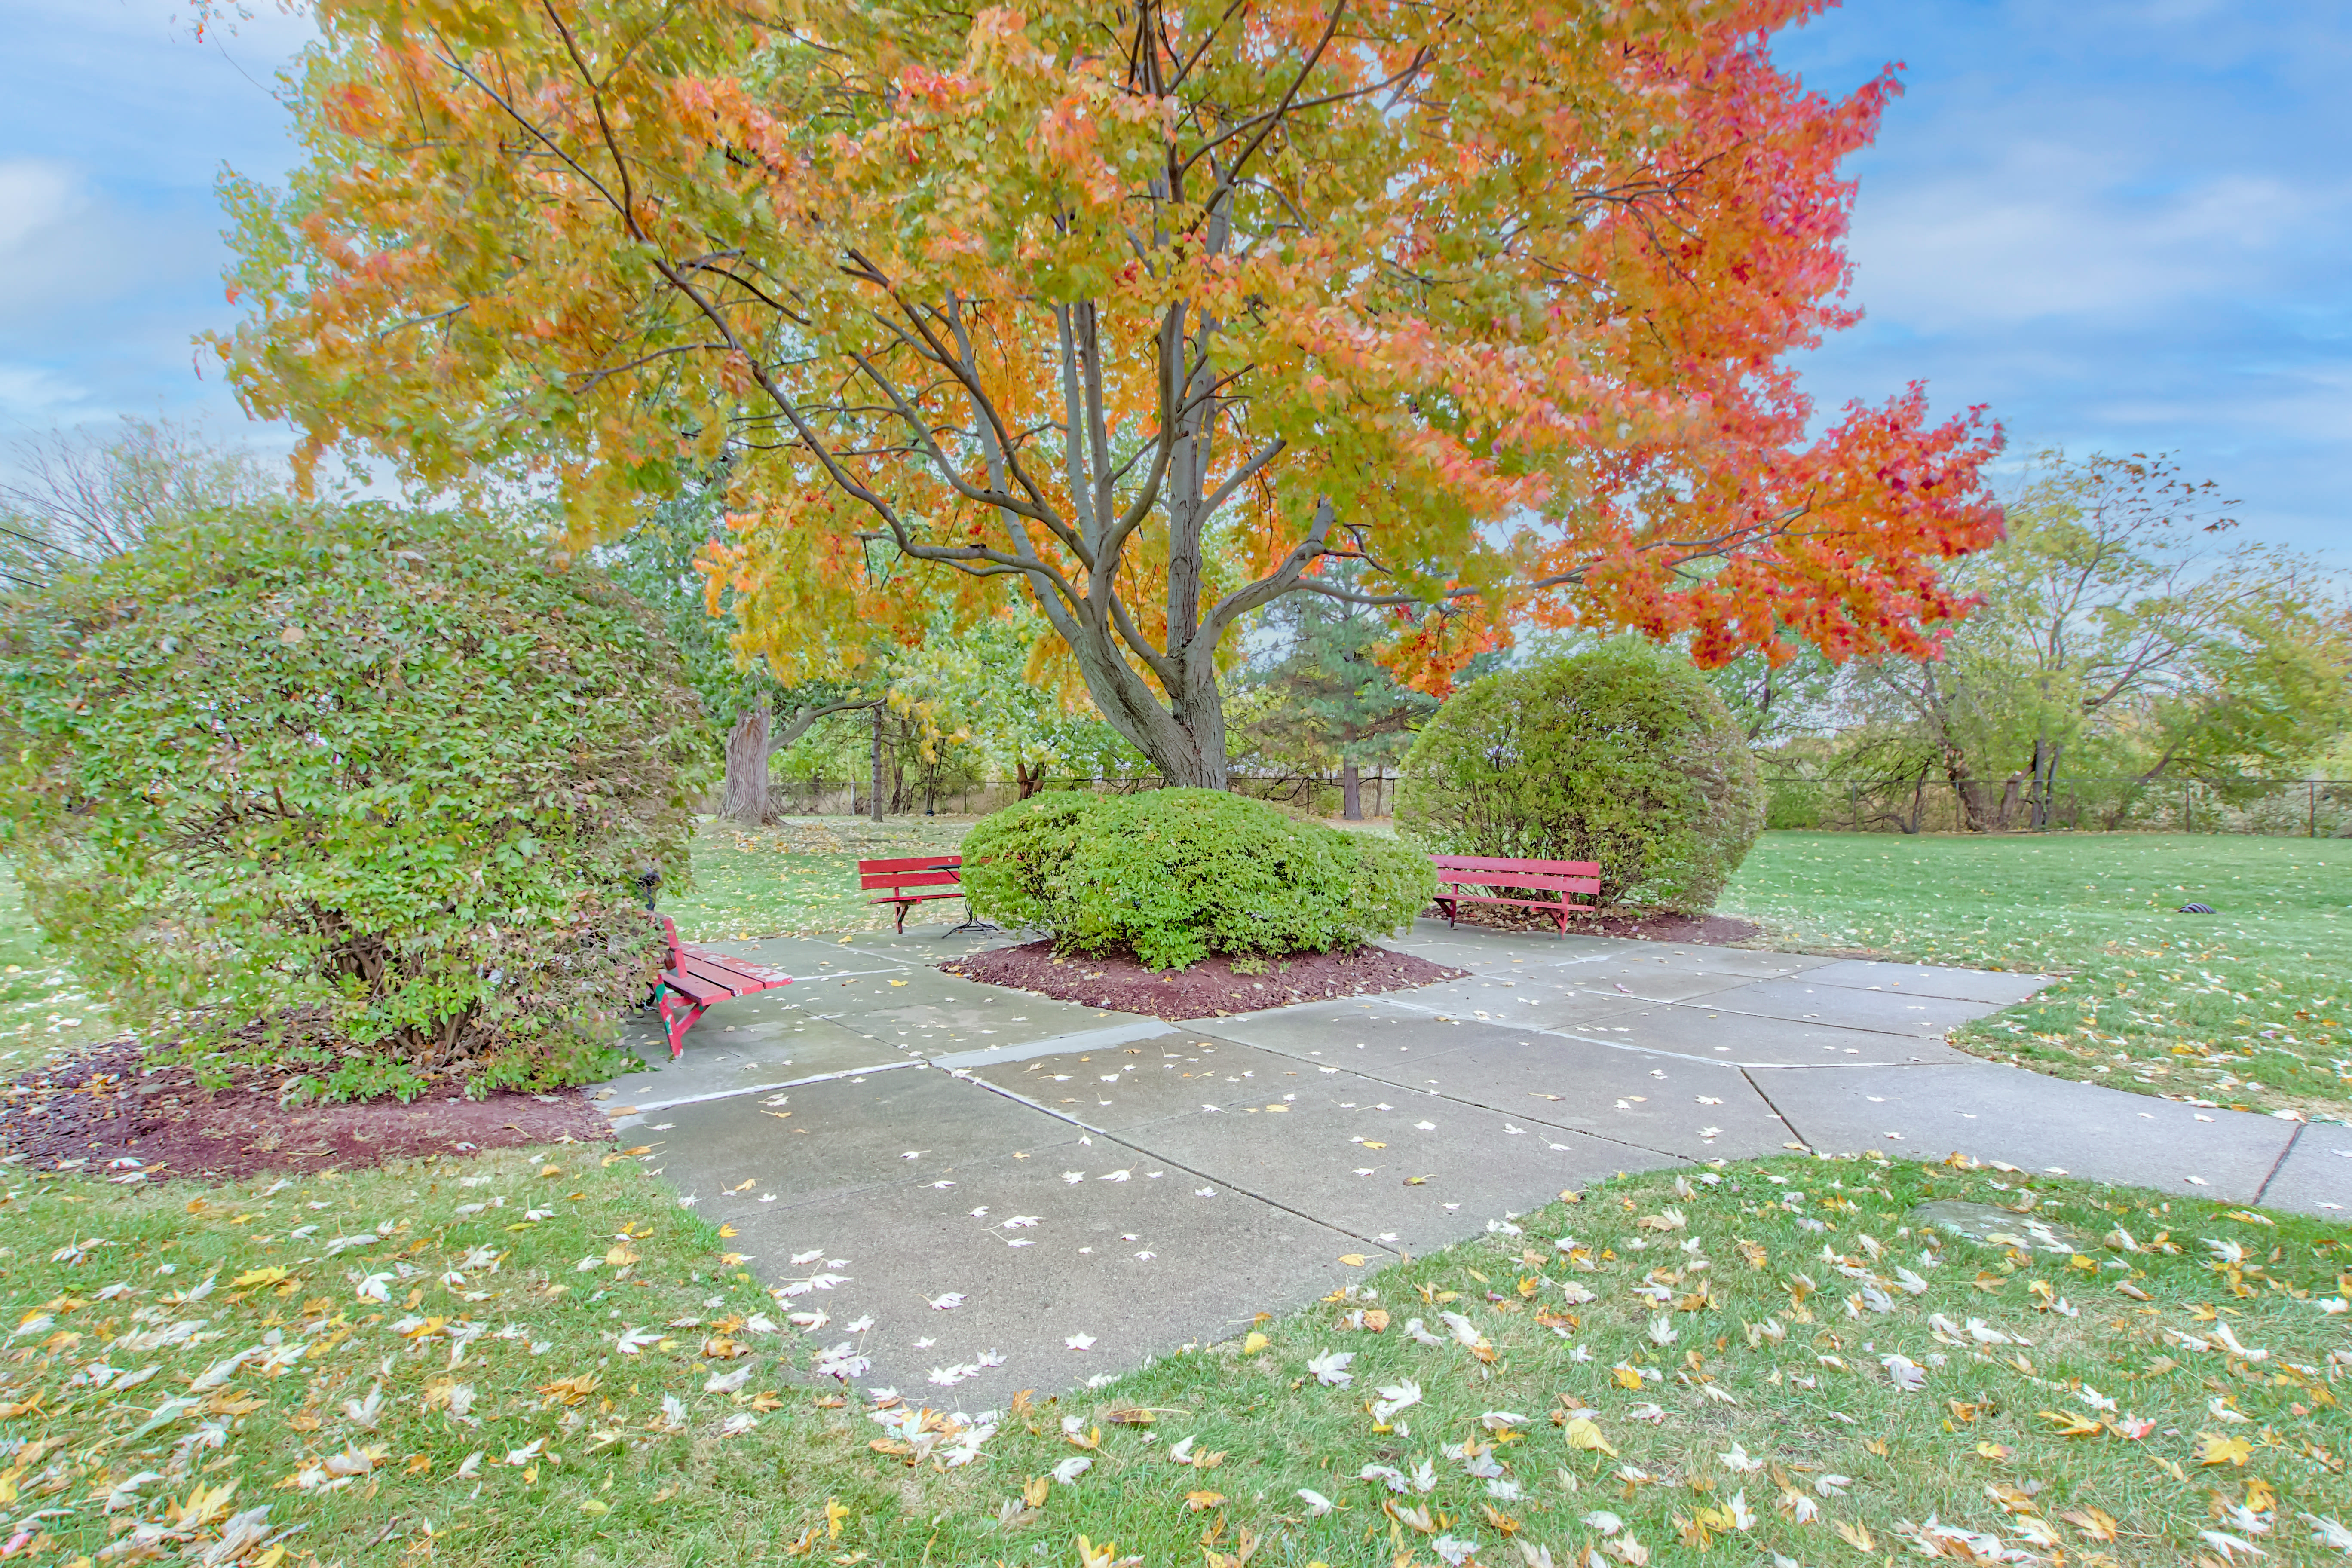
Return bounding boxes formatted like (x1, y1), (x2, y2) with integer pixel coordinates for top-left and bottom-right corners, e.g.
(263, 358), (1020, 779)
(956, 790), (1102, 931)
(1394, 639), (1764, 913)
(0, 502), (712, 1096)
(963, 788), (1434, 970)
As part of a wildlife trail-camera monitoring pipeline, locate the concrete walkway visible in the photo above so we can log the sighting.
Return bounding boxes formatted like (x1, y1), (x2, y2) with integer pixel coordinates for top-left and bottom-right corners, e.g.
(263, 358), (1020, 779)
(591, 920), (2350, 1404)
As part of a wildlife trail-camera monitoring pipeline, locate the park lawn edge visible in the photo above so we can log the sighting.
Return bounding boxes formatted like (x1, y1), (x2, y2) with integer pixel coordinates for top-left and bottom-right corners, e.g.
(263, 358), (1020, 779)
(2, 1145), (2346, 1568)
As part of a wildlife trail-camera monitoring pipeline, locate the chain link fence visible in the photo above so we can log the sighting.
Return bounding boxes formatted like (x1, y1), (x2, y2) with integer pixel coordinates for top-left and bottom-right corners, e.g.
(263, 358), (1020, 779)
(1763, 775), (2352, 837)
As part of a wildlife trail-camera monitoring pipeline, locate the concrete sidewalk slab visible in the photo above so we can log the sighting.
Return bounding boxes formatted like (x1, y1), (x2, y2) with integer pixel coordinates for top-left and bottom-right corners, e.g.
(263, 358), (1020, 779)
(1190, 995), (1505, 1058)
(1753, 1063), (2299, 1204)
(606, 1009), (912, 1115)
(631, 1066), (1072, 1211)
(831, 922), (1031, 964)
(689, 933), (920, 978)
(1798, 958), (2051, 1008)
(1566, 1003), (1982, 1069)
(963, 1039), (1345, 1133)
(2251, 1121), (2352, 1216)
(695, 1136), (1363, 1400)
(1390, 972), (1666, 1032)
(1378, 1026), (1801, 1161)
(1117, 1076), (1649, 1255)
(1674, 976), (1997, 1037)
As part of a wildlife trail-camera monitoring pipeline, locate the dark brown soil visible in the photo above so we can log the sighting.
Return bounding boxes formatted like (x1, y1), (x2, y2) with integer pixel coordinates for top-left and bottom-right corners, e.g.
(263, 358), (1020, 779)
(1429, 900), (1763, 945)
(0, 1037), (608, 1183)
(942, 941), (1466, 1020)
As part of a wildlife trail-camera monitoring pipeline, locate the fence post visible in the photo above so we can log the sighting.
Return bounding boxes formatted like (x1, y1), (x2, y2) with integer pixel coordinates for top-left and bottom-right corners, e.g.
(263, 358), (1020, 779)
(2312, 779), (2319, 839)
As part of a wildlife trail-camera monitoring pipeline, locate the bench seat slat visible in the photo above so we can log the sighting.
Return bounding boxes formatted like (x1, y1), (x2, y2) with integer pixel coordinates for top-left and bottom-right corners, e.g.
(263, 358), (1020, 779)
(857, 854), (966, 873)
(1436, 893), (1596, 912)
(674, 954), (770, 995)
(659, 968), (732, 1007)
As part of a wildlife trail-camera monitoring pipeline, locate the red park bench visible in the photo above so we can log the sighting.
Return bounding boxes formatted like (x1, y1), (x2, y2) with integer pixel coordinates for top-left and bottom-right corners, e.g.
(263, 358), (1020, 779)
(653, 914), (793, 1060)
(858, 854), (967, 933)
(1428, 854), (1601, 937)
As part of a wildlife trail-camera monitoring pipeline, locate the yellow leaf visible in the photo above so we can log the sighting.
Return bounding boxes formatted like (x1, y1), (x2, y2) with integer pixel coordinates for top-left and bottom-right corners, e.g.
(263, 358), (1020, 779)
(1612, 1366), (1645, 1390)
(2058, 1506), (2118, 1542)
(1974, 1442), (2015, 1462)
(1242, 1332), (1270, 1354)
(404, 1454), (432, 1476)
(1832, 1519), (1876, 1552)
(1184, 1490), (1225, 1511)
(2037, 1409), (2106, 1438)
(719, 1224), (739, 1238)
(539, 1164), (563, 1177)
(1337, 1255), (1367, 1268)
(604, 1245), (638, 1268)
(824, 1497), (849, 1538)
(581, 1498), (610, 1516)
(1264, 1103), (1288, 1113)
(1360, 1142), (1385, 1150)
(2193, 1431), (2252, 1467)
(1023, 1476), (1050, 1508)
(1561, 1417), (1618, 1457)
(233, 1267), (291, 1289)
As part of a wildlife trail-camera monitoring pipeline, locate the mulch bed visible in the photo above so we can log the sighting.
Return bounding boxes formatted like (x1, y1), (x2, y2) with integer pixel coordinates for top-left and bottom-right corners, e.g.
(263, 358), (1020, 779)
(943, 941), (1466, 1020)
(1430, 901), (1763, 945)
(0, 1037), (608, 1183)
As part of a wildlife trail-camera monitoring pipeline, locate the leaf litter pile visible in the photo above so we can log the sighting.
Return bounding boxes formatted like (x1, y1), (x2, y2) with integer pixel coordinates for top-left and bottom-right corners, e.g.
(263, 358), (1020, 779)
(2, 1149), (2347, 1568)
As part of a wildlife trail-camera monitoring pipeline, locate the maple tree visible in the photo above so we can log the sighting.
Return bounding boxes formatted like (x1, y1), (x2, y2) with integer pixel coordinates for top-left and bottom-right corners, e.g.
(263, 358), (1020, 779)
(213, 0), (2004, 787)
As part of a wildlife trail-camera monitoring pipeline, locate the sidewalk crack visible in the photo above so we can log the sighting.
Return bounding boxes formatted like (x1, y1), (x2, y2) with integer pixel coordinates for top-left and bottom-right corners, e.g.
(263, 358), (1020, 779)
(2252, 1120), (2305, 1208)
(1741, 1067), (1811, 1153)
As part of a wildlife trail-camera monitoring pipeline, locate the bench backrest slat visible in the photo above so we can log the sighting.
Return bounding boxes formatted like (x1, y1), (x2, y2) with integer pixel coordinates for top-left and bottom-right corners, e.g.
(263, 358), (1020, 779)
(1430, 854), (1600, 875)
(1433, 868), (1600, 894)
(856, 855), (965, 873)
(859, 868), (964, 892)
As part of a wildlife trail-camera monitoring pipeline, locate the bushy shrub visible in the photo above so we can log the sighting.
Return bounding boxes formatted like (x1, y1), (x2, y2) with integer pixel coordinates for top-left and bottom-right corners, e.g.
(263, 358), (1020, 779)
(0, 503), (712, 1093)
(963, 788), (1434, 970)
(1395, 639), (1764, 912)
(956, 791), (1102, 931)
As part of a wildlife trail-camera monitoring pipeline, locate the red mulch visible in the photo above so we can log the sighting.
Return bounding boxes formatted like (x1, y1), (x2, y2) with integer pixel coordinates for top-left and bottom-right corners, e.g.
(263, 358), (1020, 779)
(0, 1037), (608, 1184)
(1430, 901), (1763, 945)
(942, 941), (1466, 1020)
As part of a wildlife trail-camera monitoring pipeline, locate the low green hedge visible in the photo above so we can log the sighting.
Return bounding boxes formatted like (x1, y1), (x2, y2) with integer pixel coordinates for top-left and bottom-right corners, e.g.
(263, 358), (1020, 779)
(962, 789), (1433, 970)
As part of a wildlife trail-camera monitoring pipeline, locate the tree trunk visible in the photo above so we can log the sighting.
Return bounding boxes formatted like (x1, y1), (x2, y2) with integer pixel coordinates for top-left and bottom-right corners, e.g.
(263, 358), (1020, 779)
(721, 700), (772, 824)
(1342, 758), (1363, 820)
(869, 704), (886, 823)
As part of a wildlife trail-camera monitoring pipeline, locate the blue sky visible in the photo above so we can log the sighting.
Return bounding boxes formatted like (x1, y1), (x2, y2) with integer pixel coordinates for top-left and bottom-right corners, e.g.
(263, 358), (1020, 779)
(1, 0), (2345, 564)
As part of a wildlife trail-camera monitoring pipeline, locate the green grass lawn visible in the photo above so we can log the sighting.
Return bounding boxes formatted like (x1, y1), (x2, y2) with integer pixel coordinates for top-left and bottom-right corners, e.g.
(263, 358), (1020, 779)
(1721, 833), (2350, 1122)
(3, 1149), (2346, 1568)
(660, 815), (977, 943)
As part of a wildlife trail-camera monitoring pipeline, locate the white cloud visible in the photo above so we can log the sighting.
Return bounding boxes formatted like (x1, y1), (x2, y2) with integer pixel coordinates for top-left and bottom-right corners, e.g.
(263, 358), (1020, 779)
(0, 364), (92, 422)
(0, 161), (79, 254)
(1843, 139), (2336, 331)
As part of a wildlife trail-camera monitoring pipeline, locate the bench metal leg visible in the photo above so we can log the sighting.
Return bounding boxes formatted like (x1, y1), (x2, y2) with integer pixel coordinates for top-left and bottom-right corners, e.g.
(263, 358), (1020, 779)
(656, 991), (703, 1060)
